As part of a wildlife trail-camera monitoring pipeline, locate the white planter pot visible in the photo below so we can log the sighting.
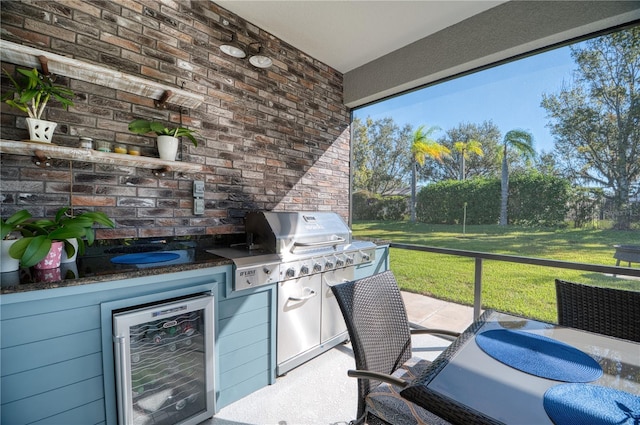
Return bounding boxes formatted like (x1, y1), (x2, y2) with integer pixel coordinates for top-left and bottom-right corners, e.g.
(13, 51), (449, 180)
(60, 261), (79, 279)
(26, 117), (57, 143)
(157, 135), (179, 161)
(1, 270), (21, 288)
(61, 238), (79, 263)
(1, 239), (20, 272)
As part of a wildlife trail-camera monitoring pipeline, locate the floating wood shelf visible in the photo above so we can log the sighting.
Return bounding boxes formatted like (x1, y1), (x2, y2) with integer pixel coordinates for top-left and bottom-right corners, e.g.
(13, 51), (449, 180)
(0, 40), (204, 109)
(0, 140), (205, 175)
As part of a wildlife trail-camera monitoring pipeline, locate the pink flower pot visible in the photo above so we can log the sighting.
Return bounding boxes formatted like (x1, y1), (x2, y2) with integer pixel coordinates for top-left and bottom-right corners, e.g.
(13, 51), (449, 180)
(34, 241), (64, 270)
(34, 267), (62, 282)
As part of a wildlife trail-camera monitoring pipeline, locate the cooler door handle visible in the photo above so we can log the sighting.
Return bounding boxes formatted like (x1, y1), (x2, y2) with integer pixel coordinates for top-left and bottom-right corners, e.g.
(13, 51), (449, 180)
(114, 335), (132, 425)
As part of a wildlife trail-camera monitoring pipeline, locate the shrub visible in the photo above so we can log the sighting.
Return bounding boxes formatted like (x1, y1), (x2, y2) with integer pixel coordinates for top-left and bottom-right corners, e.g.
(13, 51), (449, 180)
(353, 191), (407, 220)
(417, 178), (500, 224)
(417, 172), (571, 226)
(508, 172), (570, 227)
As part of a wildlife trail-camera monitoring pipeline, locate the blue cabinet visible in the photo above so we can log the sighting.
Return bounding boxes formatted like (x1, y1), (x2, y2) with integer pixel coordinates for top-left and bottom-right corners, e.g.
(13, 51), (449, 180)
(1, 267), (225, 425)
(0, 245), (388, 424)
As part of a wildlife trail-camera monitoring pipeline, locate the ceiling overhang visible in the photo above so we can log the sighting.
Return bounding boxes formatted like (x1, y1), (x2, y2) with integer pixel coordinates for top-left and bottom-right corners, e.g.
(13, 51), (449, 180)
(214, 1), (640, 108)
(215, 1), (506, 73)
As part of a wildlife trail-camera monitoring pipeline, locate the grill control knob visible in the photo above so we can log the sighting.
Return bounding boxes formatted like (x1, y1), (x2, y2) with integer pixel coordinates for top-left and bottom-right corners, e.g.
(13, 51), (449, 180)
(313, 263), (322, 273)
(325, 260), (334, 269)
(263, 266), (272, 274)
(336, 258), (345, 267)
(345, 256), (354, 265)
(285, 267), (296, 278)
(361, 251), (370, 262)
(300, 265), (309, 275)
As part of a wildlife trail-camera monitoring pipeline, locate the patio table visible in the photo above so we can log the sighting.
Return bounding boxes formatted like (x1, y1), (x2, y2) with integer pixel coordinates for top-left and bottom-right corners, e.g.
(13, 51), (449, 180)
(400, 310), (640, 425)
(614, 244), (640, 267)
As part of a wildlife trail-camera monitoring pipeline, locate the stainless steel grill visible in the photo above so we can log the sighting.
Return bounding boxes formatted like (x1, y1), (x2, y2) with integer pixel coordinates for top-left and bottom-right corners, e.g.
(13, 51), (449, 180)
(209, 211), (377, 290)
(208, 211), (377, 375)
(245, 211), (352, 256)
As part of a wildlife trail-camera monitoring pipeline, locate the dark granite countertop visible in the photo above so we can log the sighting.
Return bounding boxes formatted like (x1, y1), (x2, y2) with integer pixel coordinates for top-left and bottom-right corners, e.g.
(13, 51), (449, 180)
(1, 235), (239, 295)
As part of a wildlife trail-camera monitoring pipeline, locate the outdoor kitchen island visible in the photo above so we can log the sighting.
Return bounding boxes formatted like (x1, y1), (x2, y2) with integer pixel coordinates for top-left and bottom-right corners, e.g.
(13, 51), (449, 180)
(0, 235), (389, 425)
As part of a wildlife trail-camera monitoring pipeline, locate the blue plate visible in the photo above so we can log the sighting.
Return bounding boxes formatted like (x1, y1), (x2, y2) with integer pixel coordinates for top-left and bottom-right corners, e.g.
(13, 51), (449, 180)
(544, 384), (640, 425)
(476, 329), (602, 382)
(110, 252), (180, 264)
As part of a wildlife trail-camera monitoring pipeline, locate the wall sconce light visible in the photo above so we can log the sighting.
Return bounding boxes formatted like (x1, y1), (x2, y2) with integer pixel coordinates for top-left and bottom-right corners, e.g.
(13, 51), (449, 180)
(220, 34), (246, 58)
(248, 43), (273, 69)
(219, 19), (272, 68)
(219, 32), (272, 68)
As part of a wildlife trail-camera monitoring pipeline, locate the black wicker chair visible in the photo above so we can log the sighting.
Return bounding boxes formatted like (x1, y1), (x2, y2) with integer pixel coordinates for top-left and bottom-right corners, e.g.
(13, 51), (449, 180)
(555, 279), (640, 342)
(331, 271), (459, 425)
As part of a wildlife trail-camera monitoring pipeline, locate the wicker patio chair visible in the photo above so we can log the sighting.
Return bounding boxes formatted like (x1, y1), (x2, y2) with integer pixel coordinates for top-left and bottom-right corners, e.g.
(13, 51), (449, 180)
(331, 270), (459, 425)
(555, 279), (640, 342)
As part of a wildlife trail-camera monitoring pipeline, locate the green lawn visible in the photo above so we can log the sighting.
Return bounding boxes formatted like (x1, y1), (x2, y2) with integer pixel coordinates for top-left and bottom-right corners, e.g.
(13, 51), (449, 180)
(352, 221), (640, 322)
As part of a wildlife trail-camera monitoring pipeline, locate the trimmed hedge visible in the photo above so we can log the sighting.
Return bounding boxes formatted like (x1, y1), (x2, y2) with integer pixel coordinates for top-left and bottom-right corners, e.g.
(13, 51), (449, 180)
(416, 178), (500, 224)
(416, 173), (571, 226)
(353, 191), (407, 220)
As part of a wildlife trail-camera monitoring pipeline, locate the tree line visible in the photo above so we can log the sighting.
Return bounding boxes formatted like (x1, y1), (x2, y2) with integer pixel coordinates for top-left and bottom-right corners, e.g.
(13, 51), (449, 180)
(352, 26), (639, 230)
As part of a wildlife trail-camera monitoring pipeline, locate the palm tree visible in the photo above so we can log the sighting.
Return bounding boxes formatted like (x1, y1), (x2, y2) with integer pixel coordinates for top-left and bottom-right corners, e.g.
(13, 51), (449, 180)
(453, 139), (483, 180)
(410, 125), (449, 221)
(500, 129), (535, 225)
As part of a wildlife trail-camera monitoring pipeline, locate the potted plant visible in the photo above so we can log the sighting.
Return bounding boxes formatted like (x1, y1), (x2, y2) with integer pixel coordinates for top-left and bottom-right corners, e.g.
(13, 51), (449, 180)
(8, 207), (115, 269)
(2, 67), (75, 143)
(128, 119), (199, 161)
(1, 209), (32, 272)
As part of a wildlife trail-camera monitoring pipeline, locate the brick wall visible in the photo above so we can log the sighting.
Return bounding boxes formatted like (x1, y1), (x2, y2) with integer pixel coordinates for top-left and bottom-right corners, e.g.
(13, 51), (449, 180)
(0, 0), (351, 239)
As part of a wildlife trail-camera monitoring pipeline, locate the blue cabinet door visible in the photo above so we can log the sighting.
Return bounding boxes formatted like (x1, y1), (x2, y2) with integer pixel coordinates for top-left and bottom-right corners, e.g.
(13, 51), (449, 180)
(215, 284), (277, 409)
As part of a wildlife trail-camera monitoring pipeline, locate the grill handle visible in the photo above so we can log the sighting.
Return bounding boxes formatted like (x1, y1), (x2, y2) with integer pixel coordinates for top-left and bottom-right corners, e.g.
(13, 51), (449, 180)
(289, 288), (317, 301)
(292, 236), (346, 250)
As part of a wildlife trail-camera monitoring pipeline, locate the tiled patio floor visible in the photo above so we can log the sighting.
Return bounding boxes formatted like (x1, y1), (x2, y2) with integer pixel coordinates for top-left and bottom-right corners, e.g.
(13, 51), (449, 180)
(204, 293), (474, 425)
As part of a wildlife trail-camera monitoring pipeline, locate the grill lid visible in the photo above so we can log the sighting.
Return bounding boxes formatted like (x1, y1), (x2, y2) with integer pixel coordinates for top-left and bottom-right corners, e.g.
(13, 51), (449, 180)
(245, 211), (352, 256)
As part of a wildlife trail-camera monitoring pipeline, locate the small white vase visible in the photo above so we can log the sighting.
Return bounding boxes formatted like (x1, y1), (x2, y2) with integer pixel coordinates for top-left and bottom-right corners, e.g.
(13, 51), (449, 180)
(61, 238), (79, 263)
(157, 135), (179, 161)
(1, 239), (20, 272)
(26, 117), (57, 143)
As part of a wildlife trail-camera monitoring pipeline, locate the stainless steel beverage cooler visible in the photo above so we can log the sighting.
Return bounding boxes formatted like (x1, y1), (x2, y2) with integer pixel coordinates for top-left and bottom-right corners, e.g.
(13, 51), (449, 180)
(113, 294), (215, 425)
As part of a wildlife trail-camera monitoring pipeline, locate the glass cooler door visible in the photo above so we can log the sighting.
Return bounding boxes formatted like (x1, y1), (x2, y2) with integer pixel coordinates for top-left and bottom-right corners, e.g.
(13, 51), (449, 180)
(113, 294), (214, 425)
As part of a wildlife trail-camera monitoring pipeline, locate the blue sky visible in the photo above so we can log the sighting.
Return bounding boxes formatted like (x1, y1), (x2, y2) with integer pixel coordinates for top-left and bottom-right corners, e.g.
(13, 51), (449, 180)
(353, 44), (580, 154)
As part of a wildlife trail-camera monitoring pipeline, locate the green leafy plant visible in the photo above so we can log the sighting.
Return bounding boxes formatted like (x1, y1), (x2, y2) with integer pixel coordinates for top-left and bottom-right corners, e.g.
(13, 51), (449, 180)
(2, 68), (75, 119)
(8, 207), (115, 268)
(128, 119), (199, 147)
(1, 209), (32, 240)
